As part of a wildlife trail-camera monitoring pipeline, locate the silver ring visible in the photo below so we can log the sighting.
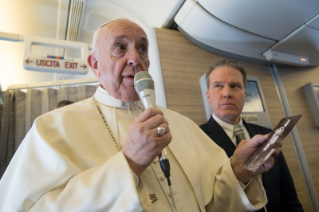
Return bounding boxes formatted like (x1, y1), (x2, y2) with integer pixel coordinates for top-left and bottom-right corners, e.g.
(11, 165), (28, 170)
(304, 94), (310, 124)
(157, 126), (166, 136)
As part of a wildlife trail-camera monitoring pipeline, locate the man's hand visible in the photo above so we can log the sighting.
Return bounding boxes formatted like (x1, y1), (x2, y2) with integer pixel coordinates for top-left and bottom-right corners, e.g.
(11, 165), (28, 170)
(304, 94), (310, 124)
(231, 134), (281, 184)
(122, 108), (172, 176)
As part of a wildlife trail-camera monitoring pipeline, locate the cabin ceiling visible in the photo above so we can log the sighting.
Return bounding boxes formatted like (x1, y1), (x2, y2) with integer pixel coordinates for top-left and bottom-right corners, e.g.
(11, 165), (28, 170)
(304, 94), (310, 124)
(1, 0), (319, 66)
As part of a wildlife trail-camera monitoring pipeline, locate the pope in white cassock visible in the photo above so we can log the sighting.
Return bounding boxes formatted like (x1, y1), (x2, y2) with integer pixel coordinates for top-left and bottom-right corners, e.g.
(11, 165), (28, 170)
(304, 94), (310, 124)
(0, 19), (281, 212)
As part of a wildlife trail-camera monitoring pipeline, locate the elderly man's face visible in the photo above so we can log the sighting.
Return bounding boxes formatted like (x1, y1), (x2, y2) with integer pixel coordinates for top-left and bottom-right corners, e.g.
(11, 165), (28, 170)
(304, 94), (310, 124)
(89, 20), (150, 102)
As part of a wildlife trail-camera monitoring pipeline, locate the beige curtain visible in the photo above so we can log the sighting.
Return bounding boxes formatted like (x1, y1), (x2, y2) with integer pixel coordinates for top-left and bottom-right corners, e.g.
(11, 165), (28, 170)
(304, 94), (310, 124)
(0, 85), (98, 178)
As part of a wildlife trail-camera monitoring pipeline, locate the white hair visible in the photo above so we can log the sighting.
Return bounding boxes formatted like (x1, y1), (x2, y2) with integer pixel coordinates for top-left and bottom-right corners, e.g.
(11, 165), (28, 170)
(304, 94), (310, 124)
(91, 21), (112, 54)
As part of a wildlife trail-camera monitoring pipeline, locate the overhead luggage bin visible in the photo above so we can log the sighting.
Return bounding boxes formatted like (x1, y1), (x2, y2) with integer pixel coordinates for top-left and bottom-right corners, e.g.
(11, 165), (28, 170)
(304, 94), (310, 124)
(175, 1), (275, 61)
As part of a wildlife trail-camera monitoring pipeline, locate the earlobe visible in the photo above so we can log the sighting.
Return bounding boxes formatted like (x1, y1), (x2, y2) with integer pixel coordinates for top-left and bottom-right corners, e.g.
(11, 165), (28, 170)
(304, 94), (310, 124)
(87, 54), (100, 78)
(206, 90), (210, 103)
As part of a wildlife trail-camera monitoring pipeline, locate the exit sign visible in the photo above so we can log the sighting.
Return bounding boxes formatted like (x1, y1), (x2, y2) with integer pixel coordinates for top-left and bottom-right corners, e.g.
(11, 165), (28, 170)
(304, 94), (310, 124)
(23, 36), (89, 75)
(23, 57), (88, 74)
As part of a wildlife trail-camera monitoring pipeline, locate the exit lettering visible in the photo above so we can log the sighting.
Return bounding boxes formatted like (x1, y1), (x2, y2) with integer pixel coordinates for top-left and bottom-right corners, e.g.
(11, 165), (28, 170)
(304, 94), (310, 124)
(65, 62), (78, 69)
(36, 59), (60, 68)
(30, 59), (83, 70)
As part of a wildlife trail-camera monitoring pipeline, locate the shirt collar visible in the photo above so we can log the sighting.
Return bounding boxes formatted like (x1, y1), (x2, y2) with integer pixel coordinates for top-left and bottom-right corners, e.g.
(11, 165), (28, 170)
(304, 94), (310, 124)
(94, 85), (144, 110)
(212, 113), (244, 140)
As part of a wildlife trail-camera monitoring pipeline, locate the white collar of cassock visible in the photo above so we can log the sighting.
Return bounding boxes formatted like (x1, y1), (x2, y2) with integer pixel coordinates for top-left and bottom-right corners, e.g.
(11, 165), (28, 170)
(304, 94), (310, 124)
(94, 85), (144, 110)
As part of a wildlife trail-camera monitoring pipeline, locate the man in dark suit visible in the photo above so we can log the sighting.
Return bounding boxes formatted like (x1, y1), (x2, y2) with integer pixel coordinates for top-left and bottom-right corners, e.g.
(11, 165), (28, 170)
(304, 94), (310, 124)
(200, 59), (303, 212)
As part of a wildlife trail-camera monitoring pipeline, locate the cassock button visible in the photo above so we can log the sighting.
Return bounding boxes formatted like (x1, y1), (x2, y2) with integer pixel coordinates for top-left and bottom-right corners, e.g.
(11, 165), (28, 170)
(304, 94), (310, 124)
(168, 191), (177, 198)
(160, 176), (165, 181)
(153, 160), (158, 164)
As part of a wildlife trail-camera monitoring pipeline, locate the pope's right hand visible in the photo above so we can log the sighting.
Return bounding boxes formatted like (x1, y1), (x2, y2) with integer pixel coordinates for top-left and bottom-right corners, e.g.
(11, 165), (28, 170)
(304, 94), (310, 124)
(122, 108), (172, 176)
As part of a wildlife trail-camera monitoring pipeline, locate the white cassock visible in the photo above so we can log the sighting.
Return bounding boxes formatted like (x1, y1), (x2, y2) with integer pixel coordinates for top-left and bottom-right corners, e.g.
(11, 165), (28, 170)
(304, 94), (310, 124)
(0, 86), (267, 212)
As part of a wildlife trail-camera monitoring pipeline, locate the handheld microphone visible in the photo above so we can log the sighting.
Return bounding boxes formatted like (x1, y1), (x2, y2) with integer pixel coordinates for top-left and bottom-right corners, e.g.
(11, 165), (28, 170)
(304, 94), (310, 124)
(234, 123), (246, 143)
(134, 71), (170, 178)
(134, 71), (156, 109)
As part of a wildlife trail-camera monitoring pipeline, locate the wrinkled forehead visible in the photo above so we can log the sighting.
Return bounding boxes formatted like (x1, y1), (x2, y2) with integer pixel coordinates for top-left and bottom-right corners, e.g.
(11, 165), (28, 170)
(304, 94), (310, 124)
(210, 66), (243, 82)
(99, 20), (148, 43)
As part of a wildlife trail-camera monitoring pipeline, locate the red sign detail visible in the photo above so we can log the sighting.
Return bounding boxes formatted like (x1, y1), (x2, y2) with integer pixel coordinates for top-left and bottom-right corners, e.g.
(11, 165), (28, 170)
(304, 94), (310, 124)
(25, 59), (33, 64)
(36, 59), (60, 67)
(80, 64), (87, 69)
(65, 62), (78, 69)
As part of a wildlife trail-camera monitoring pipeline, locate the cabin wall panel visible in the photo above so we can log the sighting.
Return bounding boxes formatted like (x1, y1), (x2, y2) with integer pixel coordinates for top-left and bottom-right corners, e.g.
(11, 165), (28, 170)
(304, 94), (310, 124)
(276, 64), (319, 211)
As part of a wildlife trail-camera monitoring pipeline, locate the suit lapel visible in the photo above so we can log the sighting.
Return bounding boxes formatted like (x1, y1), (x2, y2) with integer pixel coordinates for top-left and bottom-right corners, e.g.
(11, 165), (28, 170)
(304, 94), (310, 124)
(201, 117), (236, 158)
(243, 120), (258, 137)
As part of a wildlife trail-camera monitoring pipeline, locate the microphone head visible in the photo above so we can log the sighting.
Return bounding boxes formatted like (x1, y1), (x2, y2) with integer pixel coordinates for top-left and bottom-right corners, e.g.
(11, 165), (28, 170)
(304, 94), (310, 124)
(134, 71), (154, 93)
(234, 123), (245, 136)
(134, 71), (156, 109)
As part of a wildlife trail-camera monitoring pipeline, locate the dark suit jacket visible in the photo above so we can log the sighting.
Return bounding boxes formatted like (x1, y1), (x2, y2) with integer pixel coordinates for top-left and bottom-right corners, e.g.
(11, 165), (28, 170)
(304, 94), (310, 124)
(200, 117), (304, 212)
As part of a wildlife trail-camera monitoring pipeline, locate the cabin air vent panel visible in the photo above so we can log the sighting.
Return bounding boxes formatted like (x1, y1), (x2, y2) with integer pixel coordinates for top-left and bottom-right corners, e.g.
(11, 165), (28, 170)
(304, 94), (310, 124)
(65, 0), (87, 57)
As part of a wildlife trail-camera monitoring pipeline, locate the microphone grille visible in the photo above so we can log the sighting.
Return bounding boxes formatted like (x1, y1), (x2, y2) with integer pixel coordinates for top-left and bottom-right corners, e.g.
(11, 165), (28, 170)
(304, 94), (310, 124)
(134, 71), (154, 93)
(234, 124), (244, 136)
